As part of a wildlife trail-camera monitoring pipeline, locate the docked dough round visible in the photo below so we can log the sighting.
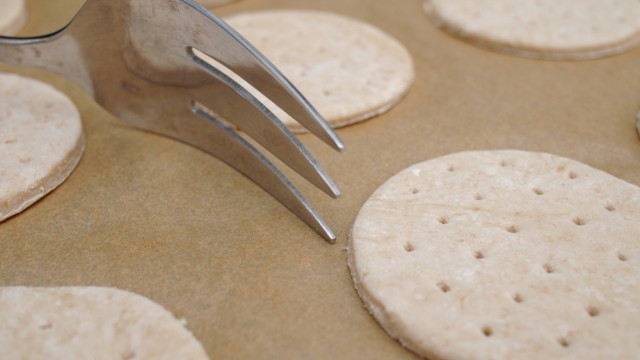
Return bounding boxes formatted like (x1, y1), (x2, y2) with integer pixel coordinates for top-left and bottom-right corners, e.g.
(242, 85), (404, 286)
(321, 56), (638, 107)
(349, 150), (640, 360)
(422, 0), (640, 59)
(0, 73), (84, 222)
(224, 10), (414, 132)
(0, 287), (209, 359)
(0, 0), (27, 35)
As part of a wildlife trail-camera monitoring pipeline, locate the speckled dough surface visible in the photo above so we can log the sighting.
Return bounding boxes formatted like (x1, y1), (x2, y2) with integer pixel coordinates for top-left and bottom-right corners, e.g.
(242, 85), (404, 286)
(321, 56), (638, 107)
(0, 73), (84, 222)
(224, 10), (414, 132)
(422, 0), (640, 59)
(349, 150), (640, 360)
(0, 287), (210, 359)
(0, 0), (27, 35)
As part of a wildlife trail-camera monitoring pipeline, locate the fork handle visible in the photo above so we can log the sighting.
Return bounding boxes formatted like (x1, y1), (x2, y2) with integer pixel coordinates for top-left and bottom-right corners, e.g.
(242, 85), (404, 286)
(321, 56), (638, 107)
(0, 35), (93, 94)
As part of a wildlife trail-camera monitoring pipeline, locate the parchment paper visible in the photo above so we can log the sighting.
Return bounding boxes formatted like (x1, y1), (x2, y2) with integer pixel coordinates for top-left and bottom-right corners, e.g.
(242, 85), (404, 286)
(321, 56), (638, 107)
(1, 0), (639, 359)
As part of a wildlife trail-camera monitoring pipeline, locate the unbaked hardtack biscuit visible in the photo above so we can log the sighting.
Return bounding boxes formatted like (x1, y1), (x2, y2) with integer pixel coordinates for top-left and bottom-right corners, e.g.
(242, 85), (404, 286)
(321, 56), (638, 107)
(0, 0), (27, 36)
(423, 0), (640, 59)
(0, 73), (84, 222)
(224, 10), (414, 132)
(0, 287), (209, 359)
(349, 150), (640, 360)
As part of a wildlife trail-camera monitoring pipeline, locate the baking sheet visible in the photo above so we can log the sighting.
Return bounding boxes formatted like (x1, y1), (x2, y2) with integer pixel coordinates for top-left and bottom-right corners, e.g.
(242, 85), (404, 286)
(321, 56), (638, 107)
(1, 0), (639, 359)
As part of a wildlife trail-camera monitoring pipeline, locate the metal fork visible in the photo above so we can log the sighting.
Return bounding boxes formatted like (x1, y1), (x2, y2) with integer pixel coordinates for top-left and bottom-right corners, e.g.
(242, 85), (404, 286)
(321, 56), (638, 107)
(0, 0), (344, 242)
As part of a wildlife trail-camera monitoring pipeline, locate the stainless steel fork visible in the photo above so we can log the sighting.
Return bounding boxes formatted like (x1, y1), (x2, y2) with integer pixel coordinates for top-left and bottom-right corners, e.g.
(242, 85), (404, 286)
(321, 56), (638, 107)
(0, 0), (344, 242)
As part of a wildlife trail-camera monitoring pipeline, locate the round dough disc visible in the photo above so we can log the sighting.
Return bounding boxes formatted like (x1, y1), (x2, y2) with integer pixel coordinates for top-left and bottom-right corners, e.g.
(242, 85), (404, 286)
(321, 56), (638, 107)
(0, 73), (84, 222)
(422, 0), (640, 59)
(349, 150), (640, 360)
(0, 0), (27, 35)
(224, 10), (415, 132)
(0, 286), (209, 359)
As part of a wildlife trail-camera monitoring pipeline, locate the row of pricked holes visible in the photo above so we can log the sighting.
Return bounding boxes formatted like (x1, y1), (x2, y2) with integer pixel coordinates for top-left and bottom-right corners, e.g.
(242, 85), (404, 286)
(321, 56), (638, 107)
(411, 190), (616, 216)
(435, 216), (593, 229)
(528, 188), (617, 214)
(445, 162), (579, 179)
(412, 164), (615, 216)
(413, 160), (618, 217)
(415, 162), (613, 210)
(418, 187), (617, 212)
(404, 241), (630, 262)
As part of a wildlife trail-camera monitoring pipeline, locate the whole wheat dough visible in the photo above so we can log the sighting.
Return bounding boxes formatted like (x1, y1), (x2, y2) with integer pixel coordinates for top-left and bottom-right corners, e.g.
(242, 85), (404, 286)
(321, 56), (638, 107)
(349, 150), (640, 360)
(422, 0), (640, 59)
(0, 73), (84, 222)
(0, 286), (209, 359)
(222, 10), (415, 132)
(0, 0), (27, 35)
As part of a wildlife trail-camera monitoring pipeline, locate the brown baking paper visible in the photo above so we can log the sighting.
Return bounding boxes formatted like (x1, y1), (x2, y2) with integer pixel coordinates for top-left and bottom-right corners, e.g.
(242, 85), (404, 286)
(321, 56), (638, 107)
(1, 0), (639, 359)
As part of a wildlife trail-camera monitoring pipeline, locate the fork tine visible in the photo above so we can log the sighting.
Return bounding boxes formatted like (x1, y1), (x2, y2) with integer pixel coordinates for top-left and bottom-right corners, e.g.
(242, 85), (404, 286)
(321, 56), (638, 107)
(188, 48), (340, 198)
(179, 0), (345, 152)
(190, 103), (336, 243)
